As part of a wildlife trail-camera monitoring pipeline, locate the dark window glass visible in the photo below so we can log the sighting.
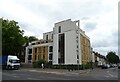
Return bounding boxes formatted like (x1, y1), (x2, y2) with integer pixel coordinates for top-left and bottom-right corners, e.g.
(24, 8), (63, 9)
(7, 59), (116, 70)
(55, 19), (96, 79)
(29, 49), (32, 54)
(58, 58), (60, 64)
(43, 47), (45, 52)
(43, 55), (45, 60)
(49, 54), (53, 60)
(76, 36), (78, 39)
(76, 40), (78, 43)
(28, 55), (32, 60)
(32, 43), (35, 45)
(49, 46), (53, 52)
(77, 55), (79, 59)
(58, 34), (64, 64)
(35, 55), (36, 60)
(35, 48), (37, 53)
(52, 34), (53, 39)
(46, 35), (48, 40)
(59, 26), (61, 33)
(77, 45), (78, 48)
(10, 60), (20, 63)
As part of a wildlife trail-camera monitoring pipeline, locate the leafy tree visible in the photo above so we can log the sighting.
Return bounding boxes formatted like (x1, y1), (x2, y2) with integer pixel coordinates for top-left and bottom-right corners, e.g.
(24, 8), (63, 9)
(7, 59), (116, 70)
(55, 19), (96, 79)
(106, 51), (119, 64)
(1, 18), (25, 55)
(28, 36), (38, 42)
(24, 36), (38, 46)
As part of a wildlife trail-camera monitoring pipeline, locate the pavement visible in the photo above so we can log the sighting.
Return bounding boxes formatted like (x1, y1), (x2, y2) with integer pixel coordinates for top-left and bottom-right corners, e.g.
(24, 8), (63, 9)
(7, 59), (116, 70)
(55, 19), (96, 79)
(21, 67), (92, 75)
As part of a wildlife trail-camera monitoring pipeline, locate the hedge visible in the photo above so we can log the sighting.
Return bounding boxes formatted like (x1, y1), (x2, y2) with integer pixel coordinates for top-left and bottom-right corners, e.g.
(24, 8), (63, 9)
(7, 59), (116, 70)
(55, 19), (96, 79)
(32, 60), (92, 70)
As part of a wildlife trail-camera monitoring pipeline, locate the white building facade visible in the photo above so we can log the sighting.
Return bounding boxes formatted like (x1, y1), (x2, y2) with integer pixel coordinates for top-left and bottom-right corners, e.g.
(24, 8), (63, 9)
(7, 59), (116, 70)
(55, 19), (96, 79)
(25, 19), (92, 65)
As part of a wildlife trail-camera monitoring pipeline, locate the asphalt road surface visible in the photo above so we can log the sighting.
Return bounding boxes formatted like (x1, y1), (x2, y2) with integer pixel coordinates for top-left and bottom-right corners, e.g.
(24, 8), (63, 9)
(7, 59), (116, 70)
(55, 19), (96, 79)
(2, 67), (119, 80)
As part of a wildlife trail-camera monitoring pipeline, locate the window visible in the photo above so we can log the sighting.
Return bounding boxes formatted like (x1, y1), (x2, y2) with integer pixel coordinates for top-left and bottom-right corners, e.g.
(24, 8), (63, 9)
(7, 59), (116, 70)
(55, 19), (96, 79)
(58, 26), (61, 33)
(52, 34), (53, 39)
(46, 35), (48, 40)
(31, 43), (35, 45)
(76, 40), (78, 43)
(43, 47), (45, 52)
(35, 48), (37, 53)
(35, 55), (36, 60)
(76, 36), (78, 39)
(77, 45), (79, 48)
(28, 55), (32, 60)
(49, 46), (53, 52)
(49, 54), (53, 60)
(77, 60), (79, 64)
(43, 55), (45, 60)
(37, 42), (40, 44)
(29, 49), (32, 54)
(58, 58), (61, 63)
(9, 60), (20, 63)
(76, 50), (79, 53)
(77, 55), (79, 59)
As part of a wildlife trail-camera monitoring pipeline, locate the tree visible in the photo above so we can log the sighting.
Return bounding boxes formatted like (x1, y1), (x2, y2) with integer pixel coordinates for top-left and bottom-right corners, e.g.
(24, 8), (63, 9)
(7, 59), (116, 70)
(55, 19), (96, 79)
(28, 36), (38, 42)
(24, 36), (38, 45)
(1, 18), (25, 55)
(106, 51), (119, 64)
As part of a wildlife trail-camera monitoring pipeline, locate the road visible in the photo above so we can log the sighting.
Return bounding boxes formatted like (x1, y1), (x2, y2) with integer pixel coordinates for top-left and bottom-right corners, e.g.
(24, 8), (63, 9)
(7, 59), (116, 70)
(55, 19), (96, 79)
(2, 67), (119, 80)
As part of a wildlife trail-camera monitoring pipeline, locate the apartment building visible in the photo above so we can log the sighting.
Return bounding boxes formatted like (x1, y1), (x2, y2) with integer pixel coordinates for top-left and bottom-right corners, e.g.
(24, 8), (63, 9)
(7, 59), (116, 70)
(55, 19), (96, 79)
(25, 19), (92, 65)
(25, 39), (53, 64)
(92, 51), (107, 67)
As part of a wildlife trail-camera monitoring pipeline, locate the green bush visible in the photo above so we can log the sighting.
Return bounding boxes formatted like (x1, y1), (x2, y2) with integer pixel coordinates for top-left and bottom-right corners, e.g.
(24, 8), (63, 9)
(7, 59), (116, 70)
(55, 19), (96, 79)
(33, 61), (93, 69)
(32, 59), (53, 68)
(51, 64), (83, 70)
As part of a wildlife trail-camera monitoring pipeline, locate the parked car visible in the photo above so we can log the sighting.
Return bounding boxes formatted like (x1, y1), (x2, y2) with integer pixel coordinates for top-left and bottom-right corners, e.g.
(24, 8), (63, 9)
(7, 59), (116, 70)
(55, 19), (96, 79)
(101, 65), (108, 69)
(109, 64), (117, 68)
(106, 64), (110, 68)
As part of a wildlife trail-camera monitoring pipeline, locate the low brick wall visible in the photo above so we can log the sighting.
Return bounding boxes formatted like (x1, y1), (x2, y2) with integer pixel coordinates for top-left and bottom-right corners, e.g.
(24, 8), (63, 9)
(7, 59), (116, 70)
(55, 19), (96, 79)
(20, 63), (33, 68)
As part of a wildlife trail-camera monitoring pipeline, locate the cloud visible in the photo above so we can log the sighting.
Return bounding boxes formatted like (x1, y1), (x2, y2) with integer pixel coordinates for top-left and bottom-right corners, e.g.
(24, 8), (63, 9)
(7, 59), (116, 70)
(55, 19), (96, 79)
(83, 22), (97, 32)
(0, 0), (119, 55)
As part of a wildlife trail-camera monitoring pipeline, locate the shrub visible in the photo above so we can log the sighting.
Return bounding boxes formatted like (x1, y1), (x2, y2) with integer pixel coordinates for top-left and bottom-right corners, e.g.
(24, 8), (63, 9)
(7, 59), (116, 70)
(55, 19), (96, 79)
(33, 59), (49, 68)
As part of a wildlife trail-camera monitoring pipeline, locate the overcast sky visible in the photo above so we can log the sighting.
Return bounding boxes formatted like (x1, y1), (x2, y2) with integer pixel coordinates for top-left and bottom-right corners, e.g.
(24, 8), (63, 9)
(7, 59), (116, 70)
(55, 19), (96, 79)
(0, 0), (119, 56)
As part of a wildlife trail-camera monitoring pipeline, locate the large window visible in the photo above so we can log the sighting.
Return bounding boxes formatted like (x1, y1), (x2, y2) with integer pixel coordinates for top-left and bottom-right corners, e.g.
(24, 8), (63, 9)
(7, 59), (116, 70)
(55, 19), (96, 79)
(58, 34), (65, 64)
(35, 55), (36, 60)
(58, 26), (61, 33)
(43, 55), (45, 60)
(49, 46), (53, 52)
(49, 54), (53, 60)
(46, 35), (48, 40)
(52, 34), (53, 39)
(35, 48), (37, 53)
(28, 55), (32, 60)
(29, 49), (32, 54)
(77, 55), (79, 59)
(43, 47), (45, 52)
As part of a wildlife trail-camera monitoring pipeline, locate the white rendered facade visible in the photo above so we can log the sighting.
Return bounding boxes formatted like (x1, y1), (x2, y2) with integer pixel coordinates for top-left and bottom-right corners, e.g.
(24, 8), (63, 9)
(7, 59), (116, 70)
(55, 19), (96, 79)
(53, 19), (90, 65)
(25, 19), (91, 65)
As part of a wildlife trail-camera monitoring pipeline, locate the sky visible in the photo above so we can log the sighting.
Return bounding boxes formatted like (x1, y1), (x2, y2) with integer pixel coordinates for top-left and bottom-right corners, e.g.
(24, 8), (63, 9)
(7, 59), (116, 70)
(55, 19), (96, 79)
(0, 0), (119, 56)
